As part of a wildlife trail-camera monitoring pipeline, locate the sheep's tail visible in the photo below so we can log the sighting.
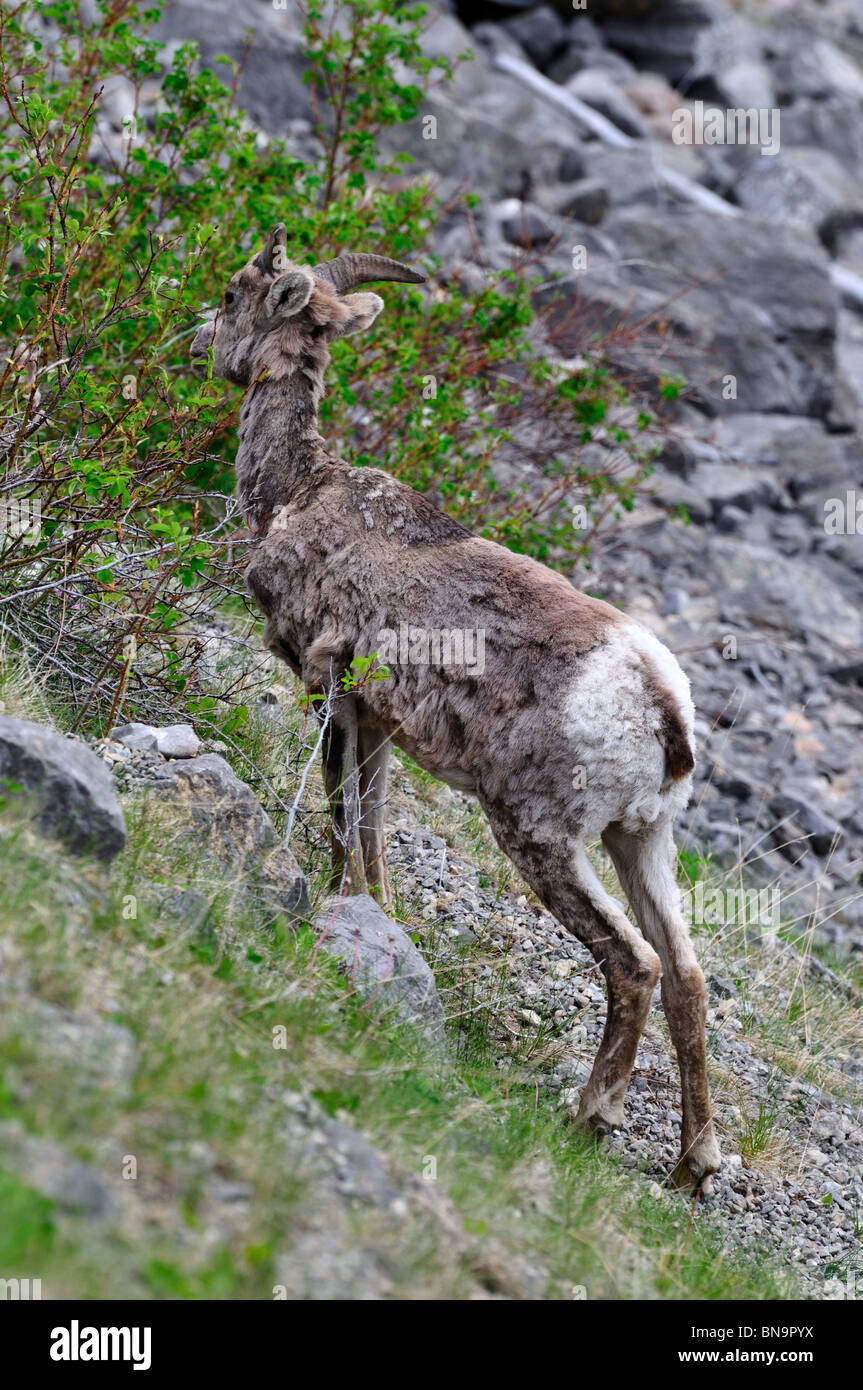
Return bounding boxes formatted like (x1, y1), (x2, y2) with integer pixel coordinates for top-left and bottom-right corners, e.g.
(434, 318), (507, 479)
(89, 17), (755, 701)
(658, 690), (696, 781)
(638, 654), (696, 784)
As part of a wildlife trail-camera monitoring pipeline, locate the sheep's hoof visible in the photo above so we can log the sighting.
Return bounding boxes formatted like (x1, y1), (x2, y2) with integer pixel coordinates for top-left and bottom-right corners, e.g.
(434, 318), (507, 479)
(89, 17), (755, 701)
(584, 1112), (617, 1139)
(567, 1098), (622, 1140)
(670, 1145), (721, 1196)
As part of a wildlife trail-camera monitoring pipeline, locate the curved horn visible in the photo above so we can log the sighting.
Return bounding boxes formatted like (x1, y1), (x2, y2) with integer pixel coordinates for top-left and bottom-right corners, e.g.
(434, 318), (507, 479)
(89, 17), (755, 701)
(312, 252), (426, 294)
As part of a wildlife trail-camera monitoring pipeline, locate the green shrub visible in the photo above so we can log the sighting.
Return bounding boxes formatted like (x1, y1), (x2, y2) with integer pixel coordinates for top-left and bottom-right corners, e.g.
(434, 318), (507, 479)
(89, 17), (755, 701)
(0, 0), (652, 733)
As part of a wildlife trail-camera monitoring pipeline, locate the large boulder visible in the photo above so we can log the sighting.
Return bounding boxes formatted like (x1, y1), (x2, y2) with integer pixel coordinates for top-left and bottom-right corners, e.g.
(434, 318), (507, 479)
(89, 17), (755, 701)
(154, 754), (309, 922)
(500, 5), (567, 68)
(734, 148), (863, 246)
(313, 895), (446, 1048)
(546, 209), (839, 417)
(150, 0), (308, 134)
(704, 539), (863, 657)
(782, 99), (863, 184)
(598, 0), (722, 84)
(771, 30), (863, 106)
(0, 717), (126, 861)
(712, 414), (859, 500)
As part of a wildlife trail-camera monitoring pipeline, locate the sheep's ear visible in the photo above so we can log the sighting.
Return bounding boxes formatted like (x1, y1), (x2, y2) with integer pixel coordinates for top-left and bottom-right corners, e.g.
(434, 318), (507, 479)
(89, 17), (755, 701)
(263, 268), (314, 320)
(262, 222), (288, 274)
(331, 291), (384, 339)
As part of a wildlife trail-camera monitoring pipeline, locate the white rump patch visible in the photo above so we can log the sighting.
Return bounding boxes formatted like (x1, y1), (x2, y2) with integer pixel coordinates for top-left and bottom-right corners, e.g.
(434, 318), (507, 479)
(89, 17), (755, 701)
(564, 621), (695, 835)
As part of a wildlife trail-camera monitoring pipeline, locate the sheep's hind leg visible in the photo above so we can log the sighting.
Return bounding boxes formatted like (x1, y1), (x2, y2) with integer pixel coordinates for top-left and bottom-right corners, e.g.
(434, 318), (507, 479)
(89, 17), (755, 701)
(498, 835), (661, 1136)
(602, 819), (721, 1193)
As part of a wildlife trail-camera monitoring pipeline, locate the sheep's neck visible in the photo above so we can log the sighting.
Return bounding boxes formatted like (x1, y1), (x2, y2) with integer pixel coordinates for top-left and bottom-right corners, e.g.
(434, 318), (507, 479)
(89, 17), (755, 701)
(236, 370), (330, 534)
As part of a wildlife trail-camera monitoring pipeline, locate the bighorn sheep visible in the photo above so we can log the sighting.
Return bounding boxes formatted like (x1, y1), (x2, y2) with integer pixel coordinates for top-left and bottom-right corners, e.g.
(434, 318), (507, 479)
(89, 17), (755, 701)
(190, 225), (721, 1192)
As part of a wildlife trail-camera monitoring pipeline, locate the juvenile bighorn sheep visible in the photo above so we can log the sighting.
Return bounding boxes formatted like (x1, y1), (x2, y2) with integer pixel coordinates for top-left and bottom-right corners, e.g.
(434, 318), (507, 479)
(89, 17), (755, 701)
(191, 224), (721, 1192)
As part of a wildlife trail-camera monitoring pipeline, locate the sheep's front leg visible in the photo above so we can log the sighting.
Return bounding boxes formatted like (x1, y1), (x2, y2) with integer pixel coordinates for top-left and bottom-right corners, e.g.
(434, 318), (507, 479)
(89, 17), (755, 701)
(357, 726), (392, 910)
(321, 700), (366, 898)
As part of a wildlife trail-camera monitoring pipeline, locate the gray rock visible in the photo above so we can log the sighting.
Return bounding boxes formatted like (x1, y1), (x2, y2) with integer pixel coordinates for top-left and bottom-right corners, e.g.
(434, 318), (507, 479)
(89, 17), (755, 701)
(659, 587), (690, 616)
(156, 754), (275, 863)
(555, 177), (609, 225)
(772, 32), (863, 105)
(713, 415), (855, 499)
(258, 845), (313, 921)
(501, 6), (566, 69)
(273, 1091), (547, 1300)
(145, 884), (211, 927)
(715, 504), (748, 534)
(0, 1122), (112, 1216)
(111, 721), (158, 751)
(309, 1114), (399, 1208)
(379, 64), (574, 203)
(557, 146), (587, 184)
(313, 894), (446, 1047)
(600, 0), (722, 84)
(155, 754), (309, 921)
(18, 1000), (137, 1097)
(549, 40), (635, 87)
(735, 148), (863, 245)
(708, 540), (863, 655)
(782, 97), (863, 183)
(829, 660), (863, 688)
(709, 975), (740, 1000)
(693, 462), (781, 517)
(114, 721), (200, 758)
(713, 56), (775, 112)
(600, 209), (838, 418)
(153, 723), (200, 758)
(470, 22), (528, 65)
(497, 199), (555, 249)
(769, 795), (842, 858)
(151, 0), (308, 134)
(655, 437), (697, 479)
(0, 717), (126, 860)
(582, 145), (679, 212)
(649, 476), (712, 524)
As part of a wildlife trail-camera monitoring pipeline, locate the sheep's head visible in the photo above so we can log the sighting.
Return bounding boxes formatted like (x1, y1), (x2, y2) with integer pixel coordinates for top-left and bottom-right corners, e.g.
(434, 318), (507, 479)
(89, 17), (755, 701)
(190, 223), (426, 387)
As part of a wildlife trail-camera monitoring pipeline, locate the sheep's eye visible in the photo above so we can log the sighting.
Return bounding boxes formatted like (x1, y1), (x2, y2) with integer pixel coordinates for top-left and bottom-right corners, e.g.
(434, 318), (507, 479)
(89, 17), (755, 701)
(224, 290), (236, 308)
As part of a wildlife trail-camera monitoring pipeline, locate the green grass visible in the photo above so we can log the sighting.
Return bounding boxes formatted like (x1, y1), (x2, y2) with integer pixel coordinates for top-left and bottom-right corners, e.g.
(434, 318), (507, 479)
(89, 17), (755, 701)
(0, 792), (798, 1301)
